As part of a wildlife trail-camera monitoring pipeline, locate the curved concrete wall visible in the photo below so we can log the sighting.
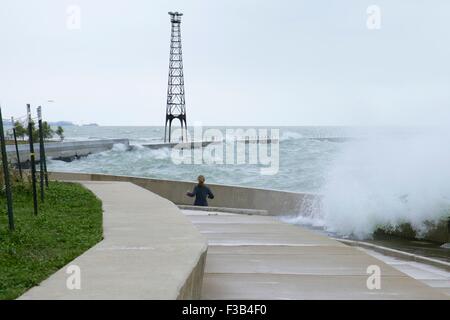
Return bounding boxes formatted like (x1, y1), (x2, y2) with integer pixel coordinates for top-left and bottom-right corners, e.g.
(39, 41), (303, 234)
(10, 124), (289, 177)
(48, 171), (315, 216)
(48, 171), (449, 244)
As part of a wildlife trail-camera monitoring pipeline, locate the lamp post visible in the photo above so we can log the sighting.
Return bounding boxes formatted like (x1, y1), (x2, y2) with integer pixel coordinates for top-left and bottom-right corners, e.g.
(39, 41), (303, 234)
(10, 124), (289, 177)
(11, 116), (23, 179)
(37, 106), (45, 201)
(0, 106), (14, 230)
(27, 104), (38, 215)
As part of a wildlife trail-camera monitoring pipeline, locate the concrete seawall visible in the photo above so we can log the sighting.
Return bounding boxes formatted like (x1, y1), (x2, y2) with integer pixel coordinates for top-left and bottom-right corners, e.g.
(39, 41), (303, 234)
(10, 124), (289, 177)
(47, 171), (314, 215)
(6, 139), (130, 163)
(48, 171), (449, 244)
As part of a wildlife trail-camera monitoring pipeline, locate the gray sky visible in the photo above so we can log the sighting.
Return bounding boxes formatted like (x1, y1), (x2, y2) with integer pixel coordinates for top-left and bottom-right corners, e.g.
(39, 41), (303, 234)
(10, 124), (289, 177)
(1, 0), (449, 126)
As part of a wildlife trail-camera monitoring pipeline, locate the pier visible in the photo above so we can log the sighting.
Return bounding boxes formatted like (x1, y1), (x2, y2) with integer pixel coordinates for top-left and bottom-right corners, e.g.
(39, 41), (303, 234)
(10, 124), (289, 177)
(142, 137), (278, 150)
(6, 139), (129, 164)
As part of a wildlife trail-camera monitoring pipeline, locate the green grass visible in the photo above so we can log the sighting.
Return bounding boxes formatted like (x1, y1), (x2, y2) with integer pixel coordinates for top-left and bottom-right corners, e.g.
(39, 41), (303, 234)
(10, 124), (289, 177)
(0, 181), (103, 300)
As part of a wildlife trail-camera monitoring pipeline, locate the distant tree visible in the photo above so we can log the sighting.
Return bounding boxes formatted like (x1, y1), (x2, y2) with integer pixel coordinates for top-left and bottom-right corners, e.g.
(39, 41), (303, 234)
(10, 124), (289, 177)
(56, 126), (64, 141)
(40, 121), (54, 140)
(13, 121), (27, 140)
(31, 121), (54, 142)
(14, 120), (56, 142)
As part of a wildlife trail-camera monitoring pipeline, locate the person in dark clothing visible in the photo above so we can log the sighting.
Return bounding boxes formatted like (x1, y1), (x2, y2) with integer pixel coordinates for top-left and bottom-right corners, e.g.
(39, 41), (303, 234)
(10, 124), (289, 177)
(186, 175), (214, 206)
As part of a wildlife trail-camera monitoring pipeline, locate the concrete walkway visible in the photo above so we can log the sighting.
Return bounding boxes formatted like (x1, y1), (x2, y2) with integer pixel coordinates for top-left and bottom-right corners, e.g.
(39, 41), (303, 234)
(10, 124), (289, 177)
(360, 248), (450, 297)
(20, 182), (207, 300)
(182, 210), (448, 300)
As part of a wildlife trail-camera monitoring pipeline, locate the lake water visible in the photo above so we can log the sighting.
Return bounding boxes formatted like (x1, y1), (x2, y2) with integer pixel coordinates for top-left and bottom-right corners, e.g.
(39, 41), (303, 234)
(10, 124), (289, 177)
(47, 125), (450, 242)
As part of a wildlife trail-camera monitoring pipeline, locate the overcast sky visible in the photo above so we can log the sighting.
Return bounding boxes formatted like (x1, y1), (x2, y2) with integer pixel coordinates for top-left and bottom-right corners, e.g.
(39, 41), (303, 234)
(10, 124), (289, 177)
(0, 0), (449, 126)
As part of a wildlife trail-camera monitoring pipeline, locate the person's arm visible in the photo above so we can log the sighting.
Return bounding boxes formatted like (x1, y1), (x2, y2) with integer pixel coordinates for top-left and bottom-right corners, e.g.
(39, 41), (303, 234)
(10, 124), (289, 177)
(186, 186), (196, 197)
(207, 187), (214, 199)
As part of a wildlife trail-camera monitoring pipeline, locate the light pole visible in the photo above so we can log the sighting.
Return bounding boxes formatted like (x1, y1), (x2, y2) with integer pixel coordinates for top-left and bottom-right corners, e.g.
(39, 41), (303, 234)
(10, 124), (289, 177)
(0, 106), (15, 230)
(11, 116), (23, 179)
(27, 104), (38, 215)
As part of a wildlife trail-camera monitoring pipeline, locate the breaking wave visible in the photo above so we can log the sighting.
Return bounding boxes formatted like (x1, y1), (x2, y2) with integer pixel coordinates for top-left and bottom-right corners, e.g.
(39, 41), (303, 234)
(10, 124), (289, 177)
(280, 131), (304, 141)
(289, 128), (450, 239)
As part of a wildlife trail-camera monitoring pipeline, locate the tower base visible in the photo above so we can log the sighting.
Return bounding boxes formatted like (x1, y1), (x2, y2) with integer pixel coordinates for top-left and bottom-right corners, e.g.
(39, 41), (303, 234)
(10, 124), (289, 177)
(164, 114), (188, 143)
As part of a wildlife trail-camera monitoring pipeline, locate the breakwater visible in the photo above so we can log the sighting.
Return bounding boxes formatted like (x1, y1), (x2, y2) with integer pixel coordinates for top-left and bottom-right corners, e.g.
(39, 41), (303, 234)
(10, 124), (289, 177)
(6, 139), (130, 164)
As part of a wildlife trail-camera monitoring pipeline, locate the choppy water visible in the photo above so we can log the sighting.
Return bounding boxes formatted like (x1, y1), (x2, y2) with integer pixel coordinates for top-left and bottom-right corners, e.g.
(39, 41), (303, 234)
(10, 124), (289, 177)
(47, 126), (407, 192)
(47, 126), (450, 240)
(48, 126), (350, 191)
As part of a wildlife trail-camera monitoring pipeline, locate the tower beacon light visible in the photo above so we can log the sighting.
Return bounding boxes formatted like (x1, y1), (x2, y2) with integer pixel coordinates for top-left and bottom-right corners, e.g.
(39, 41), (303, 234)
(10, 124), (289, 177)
(164, 11), (188, 142)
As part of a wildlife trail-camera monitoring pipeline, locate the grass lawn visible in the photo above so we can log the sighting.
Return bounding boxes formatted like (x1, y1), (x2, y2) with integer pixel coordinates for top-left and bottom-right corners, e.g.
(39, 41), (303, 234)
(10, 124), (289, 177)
(0, 181), (103, 300)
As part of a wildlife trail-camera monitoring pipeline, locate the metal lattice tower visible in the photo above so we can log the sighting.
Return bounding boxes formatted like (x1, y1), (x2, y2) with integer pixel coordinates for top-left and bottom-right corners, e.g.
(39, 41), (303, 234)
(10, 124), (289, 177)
(165, 11), (188, 143)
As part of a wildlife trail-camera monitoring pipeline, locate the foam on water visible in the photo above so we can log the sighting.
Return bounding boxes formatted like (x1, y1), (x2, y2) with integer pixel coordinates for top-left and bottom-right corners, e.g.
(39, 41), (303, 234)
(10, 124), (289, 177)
(146, 147), (172, 160)
(112, 143), (129, 152)
(280, 131), (303, 141)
